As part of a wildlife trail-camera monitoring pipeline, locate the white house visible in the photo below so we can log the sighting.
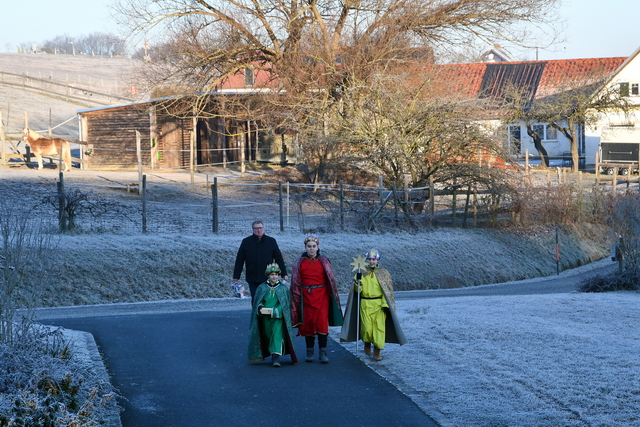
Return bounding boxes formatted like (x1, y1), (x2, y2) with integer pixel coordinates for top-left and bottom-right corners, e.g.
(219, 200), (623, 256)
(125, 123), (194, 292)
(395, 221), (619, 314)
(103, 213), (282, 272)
(586, 47), (640, 169)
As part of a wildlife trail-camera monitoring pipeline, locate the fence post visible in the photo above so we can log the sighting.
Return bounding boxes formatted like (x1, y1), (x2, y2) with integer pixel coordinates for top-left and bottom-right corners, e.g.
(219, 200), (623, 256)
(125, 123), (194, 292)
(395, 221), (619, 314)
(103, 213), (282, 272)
(391, 182), (398, 226)
(556, 225), (560, 275)
(57, 172), (66, 232)
(473, 187), (478, 227)
(142, 175), (147, 233)
(378, 176), (384, 207)
(190, 129), (195, 184)
(278, 180), (284, 232)
(212, 178), (218, 233)
(0, 112), (6, 165)
(429, 175), (434, 226)
(462, 185), (472, 228)
(136, 131), (143, 191)
(339, 180), (344, 230)
(452, 177), (457, 226)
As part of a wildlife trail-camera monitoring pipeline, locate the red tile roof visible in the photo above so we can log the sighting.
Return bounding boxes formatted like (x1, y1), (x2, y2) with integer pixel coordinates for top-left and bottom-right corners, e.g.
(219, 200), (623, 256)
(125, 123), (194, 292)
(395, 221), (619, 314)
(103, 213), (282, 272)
(423, 57), (627, 101)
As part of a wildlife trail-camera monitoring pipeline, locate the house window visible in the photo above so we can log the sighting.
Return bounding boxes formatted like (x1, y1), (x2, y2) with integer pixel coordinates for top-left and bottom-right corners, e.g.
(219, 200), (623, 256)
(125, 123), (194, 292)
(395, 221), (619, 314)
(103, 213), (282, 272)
(508, 124), (521, 155)
(531, 124), (557, 141)
(244, 68), (254, 87)
(620, 82), (630, 97)
(632, 83), (639, 96)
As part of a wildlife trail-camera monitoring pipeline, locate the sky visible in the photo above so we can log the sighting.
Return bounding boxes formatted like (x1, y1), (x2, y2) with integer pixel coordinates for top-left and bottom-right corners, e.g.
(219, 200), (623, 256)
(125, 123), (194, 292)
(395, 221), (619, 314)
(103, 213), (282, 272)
(0, 0), (638, 59)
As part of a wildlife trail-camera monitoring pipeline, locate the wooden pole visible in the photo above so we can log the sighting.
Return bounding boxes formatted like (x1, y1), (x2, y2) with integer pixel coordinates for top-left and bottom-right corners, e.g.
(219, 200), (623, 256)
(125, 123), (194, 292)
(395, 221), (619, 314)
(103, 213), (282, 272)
(556, 225), (560, 275)
(278, 180), (284, 232)
(142, 175), (147, 233)
(451, 177), (457, 226)
(429, 175), (435, 226)
(240, 126), (246, 178)
(57, 172), (66, 232)
(339, 180), (344, 230)
(0, 112), (6, 165)
(190, 130), (195, 184)
(135, 131), (143, 192)
(392, 182), (398, 227)
(149, 105), (157, 169)
(212, 178), (219, 233)
(463, 185), (472, 228)
(473, 187), (478, 227)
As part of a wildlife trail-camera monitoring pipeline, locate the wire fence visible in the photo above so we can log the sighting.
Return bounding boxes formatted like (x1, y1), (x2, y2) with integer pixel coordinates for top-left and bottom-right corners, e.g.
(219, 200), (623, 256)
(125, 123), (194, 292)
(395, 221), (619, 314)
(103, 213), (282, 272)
(15, 167), (635, 235)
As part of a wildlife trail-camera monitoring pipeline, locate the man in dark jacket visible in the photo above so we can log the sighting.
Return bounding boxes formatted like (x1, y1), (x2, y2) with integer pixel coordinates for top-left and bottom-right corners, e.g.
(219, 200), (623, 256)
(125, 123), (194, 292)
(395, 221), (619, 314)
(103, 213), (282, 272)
(233, 221), (288, 301)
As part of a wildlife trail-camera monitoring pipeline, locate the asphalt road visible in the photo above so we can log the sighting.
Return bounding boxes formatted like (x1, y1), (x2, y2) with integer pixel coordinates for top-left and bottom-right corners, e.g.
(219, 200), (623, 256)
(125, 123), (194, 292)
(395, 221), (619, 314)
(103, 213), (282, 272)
(35, 258), (616, 427)
(397, 257), (617, 299)
(37, 308), (439, 427)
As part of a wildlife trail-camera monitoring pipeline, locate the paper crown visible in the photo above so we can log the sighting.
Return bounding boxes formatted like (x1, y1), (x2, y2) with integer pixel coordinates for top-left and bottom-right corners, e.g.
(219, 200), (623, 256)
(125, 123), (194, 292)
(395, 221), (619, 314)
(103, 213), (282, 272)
(303, 233), (319, 244)
(265, 262), (281, 275)
(365, 249), (381, 260)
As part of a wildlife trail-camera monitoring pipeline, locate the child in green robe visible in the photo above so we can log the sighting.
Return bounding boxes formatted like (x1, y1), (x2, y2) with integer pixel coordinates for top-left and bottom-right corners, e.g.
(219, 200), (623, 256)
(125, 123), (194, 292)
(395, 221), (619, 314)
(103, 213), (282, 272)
(248, 263), (298, 367)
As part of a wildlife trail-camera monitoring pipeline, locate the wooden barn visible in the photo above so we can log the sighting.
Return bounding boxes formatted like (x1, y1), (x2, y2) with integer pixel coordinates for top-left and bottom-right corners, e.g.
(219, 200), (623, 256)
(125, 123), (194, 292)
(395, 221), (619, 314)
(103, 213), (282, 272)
(77, 94), (299, 170)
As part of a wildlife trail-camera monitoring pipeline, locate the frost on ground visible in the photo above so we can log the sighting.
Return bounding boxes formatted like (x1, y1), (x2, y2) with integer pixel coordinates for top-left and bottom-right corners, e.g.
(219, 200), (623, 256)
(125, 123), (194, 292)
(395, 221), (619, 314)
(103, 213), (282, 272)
(38, 224), (609, 307)
(0, 326), (119, 425)
(340, 292), (640, 426)
(0, 168), (612, 306)
(0, 167), (631, 426)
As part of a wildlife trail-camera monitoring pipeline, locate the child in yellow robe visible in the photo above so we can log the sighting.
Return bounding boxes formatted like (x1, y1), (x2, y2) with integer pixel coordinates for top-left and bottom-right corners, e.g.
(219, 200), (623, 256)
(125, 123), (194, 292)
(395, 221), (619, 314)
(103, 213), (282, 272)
(339, 249), (407, 361)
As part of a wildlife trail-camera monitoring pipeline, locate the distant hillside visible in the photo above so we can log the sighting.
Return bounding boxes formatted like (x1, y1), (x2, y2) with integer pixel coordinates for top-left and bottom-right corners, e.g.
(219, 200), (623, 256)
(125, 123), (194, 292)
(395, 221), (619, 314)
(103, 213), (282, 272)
(0, 53), (143, 139)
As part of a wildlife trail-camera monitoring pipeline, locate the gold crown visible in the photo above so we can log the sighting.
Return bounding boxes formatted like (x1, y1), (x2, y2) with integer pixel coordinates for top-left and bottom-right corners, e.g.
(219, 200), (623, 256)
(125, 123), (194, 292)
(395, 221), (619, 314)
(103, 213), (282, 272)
(365, 249), (380, 260)
(304, 233), (319, 244)
(265, 262), (281, 275)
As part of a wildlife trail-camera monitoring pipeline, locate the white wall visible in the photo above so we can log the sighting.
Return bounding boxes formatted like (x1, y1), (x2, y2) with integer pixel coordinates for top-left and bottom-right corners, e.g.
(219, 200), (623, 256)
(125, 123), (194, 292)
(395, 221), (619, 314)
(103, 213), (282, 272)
(588, 50), (640, 165)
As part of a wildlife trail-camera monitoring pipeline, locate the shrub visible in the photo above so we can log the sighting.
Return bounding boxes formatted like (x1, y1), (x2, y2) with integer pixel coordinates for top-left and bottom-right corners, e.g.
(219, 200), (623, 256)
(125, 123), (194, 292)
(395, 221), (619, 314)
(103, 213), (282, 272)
(578, 270), (640, 293)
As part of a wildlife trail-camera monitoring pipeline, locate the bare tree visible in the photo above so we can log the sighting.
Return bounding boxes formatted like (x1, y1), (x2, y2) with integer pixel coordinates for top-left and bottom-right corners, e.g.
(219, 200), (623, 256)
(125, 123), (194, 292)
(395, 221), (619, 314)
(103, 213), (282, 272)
(333, 68), (505, 185)
(115, 0), (557, 181)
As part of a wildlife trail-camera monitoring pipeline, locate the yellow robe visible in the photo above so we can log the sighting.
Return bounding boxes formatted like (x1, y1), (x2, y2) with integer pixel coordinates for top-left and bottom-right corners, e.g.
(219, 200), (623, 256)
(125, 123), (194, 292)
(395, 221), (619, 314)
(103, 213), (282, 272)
(358, 269), (389, 349)
(339, 266), (406, 347)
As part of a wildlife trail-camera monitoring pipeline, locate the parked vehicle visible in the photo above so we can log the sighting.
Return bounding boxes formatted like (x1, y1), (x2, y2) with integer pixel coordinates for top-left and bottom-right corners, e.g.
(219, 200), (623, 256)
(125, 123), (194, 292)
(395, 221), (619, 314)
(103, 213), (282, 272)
(599, 142), (640, 175)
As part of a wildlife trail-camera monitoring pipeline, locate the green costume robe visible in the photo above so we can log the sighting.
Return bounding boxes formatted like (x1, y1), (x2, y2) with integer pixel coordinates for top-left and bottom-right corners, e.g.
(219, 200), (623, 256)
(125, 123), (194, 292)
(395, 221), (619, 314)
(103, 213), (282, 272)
(248, 280), (298, 364)
(339, 266), (407, 347)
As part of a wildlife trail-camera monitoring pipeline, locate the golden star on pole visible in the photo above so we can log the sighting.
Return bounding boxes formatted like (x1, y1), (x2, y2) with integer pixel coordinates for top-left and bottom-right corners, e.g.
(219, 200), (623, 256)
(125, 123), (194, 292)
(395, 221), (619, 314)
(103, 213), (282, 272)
(350, 255), (367, 272)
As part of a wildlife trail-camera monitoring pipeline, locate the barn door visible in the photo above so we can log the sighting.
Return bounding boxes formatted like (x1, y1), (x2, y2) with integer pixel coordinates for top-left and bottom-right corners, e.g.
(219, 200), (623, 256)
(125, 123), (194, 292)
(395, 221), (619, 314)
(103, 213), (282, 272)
(162, 121), (181, 169)
(197, 120), (211, 165)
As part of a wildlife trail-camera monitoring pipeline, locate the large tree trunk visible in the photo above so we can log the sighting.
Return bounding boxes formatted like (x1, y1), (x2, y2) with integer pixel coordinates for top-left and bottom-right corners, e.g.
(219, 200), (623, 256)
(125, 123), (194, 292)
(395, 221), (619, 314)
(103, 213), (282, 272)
(526, 126), (549, 168)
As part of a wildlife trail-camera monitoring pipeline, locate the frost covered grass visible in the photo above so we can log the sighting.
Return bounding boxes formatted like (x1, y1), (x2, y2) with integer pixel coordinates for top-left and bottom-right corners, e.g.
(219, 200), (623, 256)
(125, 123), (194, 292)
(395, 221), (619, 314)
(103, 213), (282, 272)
(42, 223), (610, 307)
(1, 167), (630, 426)
(0, 326), (118, 425)
(347, 291), (640, 426)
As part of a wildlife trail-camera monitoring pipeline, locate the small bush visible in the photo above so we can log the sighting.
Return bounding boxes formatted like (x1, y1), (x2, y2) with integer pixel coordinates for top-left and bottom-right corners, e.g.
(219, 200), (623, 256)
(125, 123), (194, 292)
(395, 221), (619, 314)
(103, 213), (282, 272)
(578, 270), (640, 293)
